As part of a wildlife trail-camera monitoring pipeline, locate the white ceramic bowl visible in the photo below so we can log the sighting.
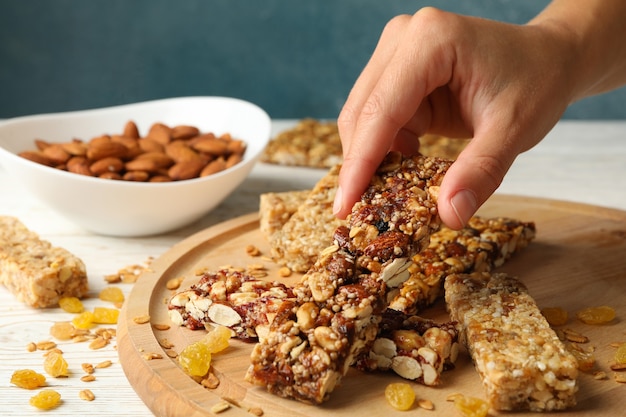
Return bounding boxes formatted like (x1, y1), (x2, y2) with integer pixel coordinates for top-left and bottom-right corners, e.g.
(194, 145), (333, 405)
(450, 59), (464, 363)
(0, 97), (271, 236)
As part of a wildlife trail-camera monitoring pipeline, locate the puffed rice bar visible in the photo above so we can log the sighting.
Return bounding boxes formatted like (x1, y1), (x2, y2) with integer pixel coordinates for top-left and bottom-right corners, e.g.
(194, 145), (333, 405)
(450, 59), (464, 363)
(0, 216), (88, 308)
(168, 269), (460, 386)
(259, 189), (311, 240)
(245, 152), (451, 404)
(268, 164), (344, 272)
(444, 272), (578, 411)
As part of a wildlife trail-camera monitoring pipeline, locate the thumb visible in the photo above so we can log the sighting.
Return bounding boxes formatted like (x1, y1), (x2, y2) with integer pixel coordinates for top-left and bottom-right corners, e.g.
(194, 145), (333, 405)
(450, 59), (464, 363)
(437, 133), (517, 229)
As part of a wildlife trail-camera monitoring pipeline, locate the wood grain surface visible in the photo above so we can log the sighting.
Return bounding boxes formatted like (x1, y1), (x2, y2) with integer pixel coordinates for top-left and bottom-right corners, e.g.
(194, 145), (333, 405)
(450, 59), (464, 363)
(117, 195), (626, 417)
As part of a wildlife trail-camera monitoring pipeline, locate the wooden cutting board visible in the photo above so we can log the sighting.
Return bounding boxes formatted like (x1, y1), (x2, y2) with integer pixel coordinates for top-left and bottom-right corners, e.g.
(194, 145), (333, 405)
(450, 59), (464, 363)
(117, 195), (626, 417)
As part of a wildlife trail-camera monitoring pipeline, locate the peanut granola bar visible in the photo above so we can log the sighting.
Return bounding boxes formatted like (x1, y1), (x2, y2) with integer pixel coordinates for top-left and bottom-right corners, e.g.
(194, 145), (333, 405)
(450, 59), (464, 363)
(0, 216), (88, 308)
(444, 272), (578, 411)
(388, 216), (536, 314)
(168, 269), (460, 386)
(245, 152), (451, 403)
(259, 186), (535, 314)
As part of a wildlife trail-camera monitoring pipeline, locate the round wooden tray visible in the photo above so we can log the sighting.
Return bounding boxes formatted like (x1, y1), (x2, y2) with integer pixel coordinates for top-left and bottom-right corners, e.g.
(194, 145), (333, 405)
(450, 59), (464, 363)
(118, 195), (626, 416)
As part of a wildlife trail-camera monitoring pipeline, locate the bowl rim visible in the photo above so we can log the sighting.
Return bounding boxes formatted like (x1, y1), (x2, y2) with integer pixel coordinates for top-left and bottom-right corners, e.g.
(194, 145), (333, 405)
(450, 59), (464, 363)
(0, 96), (271, 188)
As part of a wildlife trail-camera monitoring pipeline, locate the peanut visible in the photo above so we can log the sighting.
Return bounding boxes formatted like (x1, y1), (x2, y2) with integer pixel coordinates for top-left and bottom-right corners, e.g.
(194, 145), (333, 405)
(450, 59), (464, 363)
(17, 121), (247, 182)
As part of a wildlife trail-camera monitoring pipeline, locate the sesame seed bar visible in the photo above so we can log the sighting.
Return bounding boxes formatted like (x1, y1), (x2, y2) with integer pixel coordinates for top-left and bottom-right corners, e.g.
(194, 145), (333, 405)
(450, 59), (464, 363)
(0, 216), (88, 308)
(388, 216), (536, 314)
(444, 272), (579, 411)
(168, 269), (460, 386)
(245, 152), (451, 404)
(267, 164), (344, 272)
(259, 189), (311, 240)
(260, 118), (343, 168)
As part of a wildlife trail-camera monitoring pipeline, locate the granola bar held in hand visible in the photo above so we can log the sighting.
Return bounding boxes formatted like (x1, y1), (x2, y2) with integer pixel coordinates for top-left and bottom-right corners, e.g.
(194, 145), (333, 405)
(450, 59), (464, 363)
(445, 272), (578, 411)
(0, 216), (88, 308)
(245, 152), (452, 404)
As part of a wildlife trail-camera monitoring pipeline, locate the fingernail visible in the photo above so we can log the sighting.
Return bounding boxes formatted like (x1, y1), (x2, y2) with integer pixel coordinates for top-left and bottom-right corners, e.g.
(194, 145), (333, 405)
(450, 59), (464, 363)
(450, 189), (477, 227)
(333, 186), (343, 216)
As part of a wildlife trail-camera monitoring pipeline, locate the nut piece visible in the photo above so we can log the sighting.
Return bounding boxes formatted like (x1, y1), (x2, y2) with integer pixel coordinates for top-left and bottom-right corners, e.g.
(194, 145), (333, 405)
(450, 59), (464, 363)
(207, 303), (242, 327)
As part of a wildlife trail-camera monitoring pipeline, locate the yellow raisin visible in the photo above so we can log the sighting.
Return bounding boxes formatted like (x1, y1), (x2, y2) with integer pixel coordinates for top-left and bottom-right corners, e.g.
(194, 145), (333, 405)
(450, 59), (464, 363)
(43, 351), (69, 377)
(576, 306), (616, 325)
(10, 369), (46, 389)
(384, 382), (415, 411)
(615, 343), (626, 364)
(541, 307), (568, 326)
(99, 286), (125, 303)
(92, 307), (119, 324)
(50, 322), (75, 340)
(72, 311), (96, 329)
(178, 341), (212, 377)
(58, 296), (84, 313)
(30, 389), (61, 410)
(202, 326), (231, 354)
(454, 395), (490, 417)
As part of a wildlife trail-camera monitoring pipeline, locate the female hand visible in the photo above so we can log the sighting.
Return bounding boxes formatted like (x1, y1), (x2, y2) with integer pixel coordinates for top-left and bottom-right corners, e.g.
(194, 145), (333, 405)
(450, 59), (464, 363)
(334, 6), (587, 229)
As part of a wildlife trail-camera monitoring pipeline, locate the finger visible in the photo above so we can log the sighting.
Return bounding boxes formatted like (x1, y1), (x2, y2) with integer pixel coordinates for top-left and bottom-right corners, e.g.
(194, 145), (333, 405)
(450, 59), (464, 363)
(335, 13), (454, 218)
(338, 14), (410, 146)
(437, 128), (518, 230)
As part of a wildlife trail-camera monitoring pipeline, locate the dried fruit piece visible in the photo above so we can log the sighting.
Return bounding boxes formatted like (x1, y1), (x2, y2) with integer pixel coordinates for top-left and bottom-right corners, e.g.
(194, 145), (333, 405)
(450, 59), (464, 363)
(179, 341), (212, 377)
(10, 369), (46, 389)
(30, 389), (61, 410)
(92, 307), (120, 324)
(99, 286), (125, 303)
(541, 307), (568, 326)
(576, 306), (616, 325)
(72, 311), (96, 329)
(454, 395), (490, 417)
(59, 296), (84, 313)
(384, 382), (415, 411)
(43, 351), (69, 377)
(50, 322), (75, 340)
(615, 343), (626, 364)
(202, 326), (231, 354)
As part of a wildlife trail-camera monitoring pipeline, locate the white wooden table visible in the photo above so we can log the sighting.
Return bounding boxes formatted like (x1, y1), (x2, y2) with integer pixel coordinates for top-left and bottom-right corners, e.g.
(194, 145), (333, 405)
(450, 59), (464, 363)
(1, 120), (625, 416)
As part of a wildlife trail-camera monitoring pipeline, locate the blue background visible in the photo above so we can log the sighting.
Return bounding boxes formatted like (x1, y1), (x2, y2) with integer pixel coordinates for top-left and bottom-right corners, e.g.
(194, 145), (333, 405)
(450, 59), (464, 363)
(2, 0), (625, 119)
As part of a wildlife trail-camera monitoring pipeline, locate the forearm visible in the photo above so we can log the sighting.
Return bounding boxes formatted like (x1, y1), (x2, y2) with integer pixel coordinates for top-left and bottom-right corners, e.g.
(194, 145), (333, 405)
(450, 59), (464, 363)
(530, 0), (626, 101)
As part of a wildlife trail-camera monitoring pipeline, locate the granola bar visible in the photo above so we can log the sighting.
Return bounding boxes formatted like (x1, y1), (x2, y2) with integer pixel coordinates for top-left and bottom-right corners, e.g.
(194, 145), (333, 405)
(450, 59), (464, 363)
(354, 310), (460, 386)
(259, 190), (311, 240)
(0, 216), (88, 308)
(245, 152), (451, 403)
(444, 272), (578, 411)
(261, 118), (343, 168)
(261, 119), (468, 168)
(168, 270), (460, 386)
(388, 216), (536, 314)
(268, 165), (345, 272)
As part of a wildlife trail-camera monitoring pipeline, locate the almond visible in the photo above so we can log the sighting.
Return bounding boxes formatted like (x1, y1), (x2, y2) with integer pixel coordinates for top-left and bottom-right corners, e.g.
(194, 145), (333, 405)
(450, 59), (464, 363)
(34, 139), (51, 151)
(62, 140), (88, 156)
(19, 150), (56, 166)
(123, 120), (140, 139)
(90, 157), (124, 176)
(87, 141), (129, 161)
(123, 170), (150, 182)
(165, 141), (202, 163)
(146, 123), (171, 145)
(168, 159), (206, 180)
(200, 158), (227, 177)
(138, 137), (165, 153)
(171, 125), (200, 140)
(126, 153), (173, 172)
(42, 144), (71, 165)
(111, 135), (141, 159)
(67, 156), (93, 176)
(192, 137), (228, 156)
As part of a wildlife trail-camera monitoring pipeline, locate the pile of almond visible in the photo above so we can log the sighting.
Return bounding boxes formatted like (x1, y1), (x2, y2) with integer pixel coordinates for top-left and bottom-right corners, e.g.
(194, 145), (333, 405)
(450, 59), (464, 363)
(18, 121), (247, 182)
